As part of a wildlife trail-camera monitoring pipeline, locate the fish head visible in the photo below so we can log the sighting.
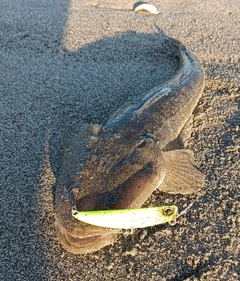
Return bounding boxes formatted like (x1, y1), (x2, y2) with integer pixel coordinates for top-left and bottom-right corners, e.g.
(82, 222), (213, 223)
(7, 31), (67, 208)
(55, 125), (166, 254)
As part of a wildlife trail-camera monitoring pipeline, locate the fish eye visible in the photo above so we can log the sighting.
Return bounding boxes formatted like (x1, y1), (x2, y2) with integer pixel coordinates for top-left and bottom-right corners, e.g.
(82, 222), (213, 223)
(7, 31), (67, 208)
(104, 193), (118, 208)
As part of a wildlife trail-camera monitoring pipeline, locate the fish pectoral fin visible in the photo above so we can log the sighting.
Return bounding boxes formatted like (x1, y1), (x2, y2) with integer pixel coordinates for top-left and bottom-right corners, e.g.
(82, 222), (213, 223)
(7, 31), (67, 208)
(159, 150), (205, 194)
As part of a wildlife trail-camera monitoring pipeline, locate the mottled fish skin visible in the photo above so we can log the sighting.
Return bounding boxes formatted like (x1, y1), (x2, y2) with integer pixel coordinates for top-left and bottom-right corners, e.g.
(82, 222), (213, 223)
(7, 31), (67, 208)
(55, 36), (205, 254)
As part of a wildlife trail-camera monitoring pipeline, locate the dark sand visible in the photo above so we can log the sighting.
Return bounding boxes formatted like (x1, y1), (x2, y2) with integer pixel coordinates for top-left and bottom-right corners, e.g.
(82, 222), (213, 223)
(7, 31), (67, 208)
(0, 0), (239, 280)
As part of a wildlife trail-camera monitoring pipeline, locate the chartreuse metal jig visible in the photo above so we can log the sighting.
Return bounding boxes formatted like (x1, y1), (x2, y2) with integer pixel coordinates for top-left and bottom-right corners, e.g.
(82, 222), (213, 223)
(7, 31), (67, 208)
(72, 205), (178, 229)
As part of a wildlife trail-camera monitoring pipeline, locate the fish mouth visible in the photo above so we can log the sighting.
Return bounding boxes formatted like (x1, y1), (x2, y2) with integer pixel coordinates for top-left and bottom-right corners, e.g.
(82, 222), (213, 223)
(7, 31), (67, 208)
(55, 219), (118, 254)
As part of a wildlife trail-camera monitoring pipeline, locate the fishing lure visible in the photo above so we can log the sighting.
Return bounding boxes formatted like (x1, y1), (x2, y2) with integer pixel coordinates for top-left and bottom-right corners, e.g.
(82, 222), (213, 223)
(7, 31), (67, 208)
(72, 205), (178, 229)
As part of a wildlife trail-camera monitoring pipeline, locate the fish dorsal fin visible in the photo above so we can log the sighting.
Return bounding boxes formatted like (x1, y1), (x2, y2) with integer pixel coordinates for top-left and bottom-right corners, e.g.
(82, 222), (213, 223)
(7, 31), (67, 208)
(159, 150), (205, 194)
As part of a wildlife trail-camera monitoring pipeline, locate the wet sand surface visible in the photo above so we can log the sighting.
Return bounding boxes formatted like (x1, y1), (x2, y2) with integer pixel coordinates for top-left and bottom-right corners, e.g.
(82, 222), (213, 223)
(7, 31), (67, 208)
(0, 0), (239, 280)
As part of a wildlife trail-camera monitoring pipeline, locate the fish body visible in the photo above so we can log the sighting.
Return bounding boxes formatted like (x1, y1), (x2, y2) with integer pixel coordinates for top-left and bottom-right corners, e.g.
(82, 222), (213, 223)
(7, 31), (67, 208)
(55, 36), (205, 254)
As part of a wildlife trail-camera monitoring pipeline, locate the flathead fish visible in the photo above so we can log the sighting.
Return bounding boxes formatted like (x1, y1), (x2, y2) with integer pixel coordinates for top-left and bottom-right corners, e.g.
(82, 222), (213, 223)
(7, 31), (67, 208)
(55, 36), (205, 254)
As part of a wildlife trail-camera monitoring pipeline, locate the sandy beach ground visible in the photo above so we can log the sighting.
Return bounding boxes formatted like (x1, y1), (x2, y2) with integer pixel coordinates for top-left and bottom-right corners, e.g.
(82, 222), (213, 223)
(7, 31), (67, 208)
(0, 0), (239, 280)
